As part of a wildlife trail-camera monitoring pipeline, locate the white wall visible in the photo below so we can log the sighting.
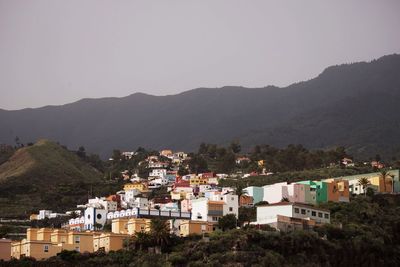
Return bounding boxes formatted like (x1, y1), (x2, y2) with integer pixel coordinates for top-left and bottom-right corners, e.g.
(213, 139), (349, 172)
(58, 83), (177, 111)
(191, 198), (208, 221)
(84, 207), (107, 230)
(263, 182), (287, 204)
(292, 204), (330, 224)
(256, 205), (293, 224)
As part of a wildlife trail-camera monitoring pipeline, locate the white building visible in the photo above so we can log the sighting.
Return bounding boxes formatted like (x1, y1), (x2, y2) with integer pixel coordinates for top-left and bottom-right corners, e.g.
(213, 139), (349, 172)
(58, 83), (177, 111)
(148, 162), (169, 169)
(84, 207), (107, 230)
(149, 168), (167, 177)
(38, 210), (52, 220)
(150, 176), (169, 185)
(87, 197), (117, 213)
(263, 182), (288, 204)
(191, 193), (239, 223)
(254, 202), (330, 225)
(209, 193), (238, 218)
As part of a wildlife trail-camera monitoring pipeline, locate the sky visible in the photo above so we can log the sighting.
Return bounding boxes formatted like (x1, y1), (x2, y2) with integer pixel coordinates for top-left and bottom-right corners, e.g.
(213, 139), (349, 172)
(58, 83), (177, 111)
(0, 0), (399, 110)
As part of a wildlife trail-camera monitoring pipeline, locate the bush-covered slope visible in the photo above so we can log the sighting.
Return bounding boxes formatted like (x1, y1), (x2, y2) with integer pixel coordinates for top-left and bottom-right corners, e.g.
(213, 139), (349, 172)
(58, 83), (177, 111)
(0, 140), (109, 217)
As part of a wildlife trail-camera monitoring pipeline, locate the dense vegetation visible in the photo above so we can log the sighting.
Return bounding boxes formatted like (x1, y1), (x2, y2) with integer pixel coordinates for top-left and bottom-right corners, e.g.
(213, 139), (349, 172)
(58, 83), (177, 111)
(191, 142), (350, 174)
(3, 194), (400, 266)
(0, 140), (121, 218)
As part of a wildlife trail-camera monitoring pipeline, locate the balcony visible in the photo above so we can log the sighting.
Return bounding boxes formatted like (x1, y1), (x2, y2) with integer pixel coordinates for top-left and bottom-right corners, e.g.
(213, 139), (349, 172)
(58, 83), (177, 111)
(207, 210), (223, 216)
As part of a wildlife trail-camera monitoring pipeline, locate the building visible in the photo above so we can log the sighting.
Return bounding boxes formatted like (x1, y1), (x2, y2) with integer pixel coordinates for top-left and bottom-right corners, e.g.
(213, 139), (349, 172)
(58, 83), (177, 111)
(240, 195), (254, 207)
(123, 182), (149, 193)
(38, 210), (52, 220)
(189, 176), (208, 186)
(254, 202), (330, 227)
(244, 186), (264, 204)
(178, 220), (217, 237)
(93, 232), (129, 253)
(263, 182), (288, 204)
(11, 228), (96, 260)
(275, 215), (316, 232)
(84, 207), (107, 230)
(0, 238), (11, 260)
(127, 218), (152, 234)
(149, 168), (167, 177)
(160, 150), (173, 157)
(328, 170), (399, 194)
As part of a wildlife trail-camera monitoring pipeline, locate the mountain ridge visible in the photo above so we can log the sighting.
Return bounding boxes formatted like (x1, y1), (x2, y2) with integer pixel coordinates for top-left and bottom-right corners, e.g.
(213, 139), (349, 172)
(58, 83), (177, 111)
(1, 54), (400, 159)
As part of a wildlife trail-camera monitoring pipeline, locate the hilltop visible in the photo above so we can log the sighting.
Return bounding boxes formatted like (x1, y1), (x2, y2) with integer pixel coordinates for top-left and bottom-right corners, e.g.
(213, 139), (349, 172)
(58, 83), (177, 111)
(1, 54), (400, 159)
(0, 140), (110, 217)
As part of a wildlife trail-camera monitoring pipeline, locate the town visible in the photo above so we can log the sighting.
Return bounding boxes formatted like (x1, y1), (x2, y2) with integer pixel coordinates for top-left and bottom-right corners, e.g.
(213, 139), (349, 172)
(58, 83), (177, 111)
(1, 147), (398, 262)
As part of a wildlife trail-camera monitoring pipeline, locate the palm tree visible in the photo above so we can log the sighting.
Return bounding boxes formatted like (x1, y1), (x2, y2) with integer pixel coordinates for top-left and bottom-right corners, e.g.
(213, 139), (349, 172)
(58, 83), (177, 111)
(150, 218), (170, 251)
(235, 183), (248, 206)
(357, 177), (370, 196)
(379, 170), (394, 193)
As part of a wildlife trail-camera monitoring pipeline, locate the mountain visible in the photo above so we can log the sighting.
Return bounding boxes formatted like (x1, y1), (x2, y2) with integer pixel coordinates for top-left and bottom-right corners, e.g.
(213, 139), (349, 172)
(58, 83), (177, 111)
(0, 140), (106, 217)
(1, 54), (400, 159)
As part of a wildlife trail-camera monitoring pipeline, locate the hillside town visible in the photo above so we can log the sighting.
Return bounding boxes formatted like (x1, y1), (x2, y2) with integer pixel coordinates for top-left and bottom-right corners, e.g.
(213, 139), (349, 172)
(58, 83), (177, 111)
(1, 148), (398, 261)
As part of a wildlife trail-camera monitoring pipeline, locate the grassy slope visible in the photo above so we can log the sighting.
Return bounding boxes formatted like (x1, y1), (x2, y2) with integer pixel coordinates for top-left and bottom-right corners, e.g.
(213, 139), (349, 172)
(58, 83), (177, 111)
(0, 140), (109, 218)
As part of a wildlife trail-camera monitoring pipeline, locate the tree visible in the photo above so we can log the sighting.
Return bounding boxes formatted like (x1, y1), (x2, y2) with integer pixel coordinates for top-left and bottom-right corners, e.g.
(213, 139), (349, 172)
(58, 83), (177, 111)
(357, 177), (370, 196)
(218, 214), (237, 231)
(188, 155), (208, 174)
(150, 219), (170, 251)
(238, 206), (256, 226)
(177, 166), (189, 176)
(379, 170), (394, 193)
(112, 149), (122, 161)
(235, 183), (247, 207)
(230, 141), (241, 154)
(130, 231), (153, 251)
(77, 146), (86, 158)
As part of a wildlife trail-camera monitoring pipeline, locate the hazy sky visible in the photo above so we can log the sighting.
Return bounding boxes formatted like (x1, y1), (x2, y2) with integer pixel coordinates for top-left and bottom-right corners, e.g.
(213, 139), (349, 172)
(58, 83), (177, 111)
(0, 0), (399, 110)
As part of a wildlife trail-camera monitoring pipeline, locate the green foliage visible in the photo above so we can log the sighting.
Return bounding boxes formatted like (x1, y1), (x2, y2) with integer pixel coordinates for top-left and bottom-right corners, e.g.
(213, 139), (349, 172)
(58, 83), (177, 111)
(218, 214), (237, 231)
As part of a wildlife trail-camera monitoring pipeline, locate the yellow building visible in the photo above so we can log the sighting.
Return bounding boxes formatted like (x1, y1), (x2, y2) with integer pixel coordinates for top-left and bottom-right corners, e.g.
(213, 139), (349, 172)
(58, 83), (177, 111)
(123, 182), (149, 192)
(189, 177), (208, 186)
(29, 214), (38, 221)
(11, 228), (97, 260)
(93, 233), (130, 253)
(112, 218), (129, 234)
(179, 220), (216, 237)
(127, 218), (152, 234)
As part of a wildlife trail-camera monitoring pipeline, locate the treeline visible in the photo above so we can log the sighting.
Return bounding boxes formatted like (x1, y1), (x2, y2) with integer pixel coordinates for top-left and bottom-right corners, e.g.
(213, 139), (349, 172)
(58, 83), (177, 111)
(188, 142), (349, 174)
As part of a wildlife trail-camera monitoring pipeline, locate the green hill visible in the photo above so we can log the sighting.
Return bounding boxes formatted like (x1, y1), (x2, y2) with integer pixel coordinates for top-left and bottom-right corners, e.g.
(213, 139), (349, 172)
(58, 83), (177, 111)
(0, 140), (110, 218)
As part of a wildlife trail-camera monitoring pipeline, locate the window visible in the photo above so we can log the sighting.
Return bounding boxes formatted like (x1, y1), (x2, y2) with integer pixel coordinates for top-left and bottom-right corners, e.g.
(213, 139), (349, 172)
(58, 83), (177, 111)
(212, 216), (219, 221)
(231, 197), (234, 201)
(294, 208), (299, 213)
(324, 213), (329, 219)
(75, 236), (80, 244)
(75, 247), (80, 252)
(318, 212), (323, 218)
(229, 207), (233, 212)
(44, 245), (49, 253)
(97, 214), (102, 220)
(311, 211), (316, 216)
(301, 209), (306, 215)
